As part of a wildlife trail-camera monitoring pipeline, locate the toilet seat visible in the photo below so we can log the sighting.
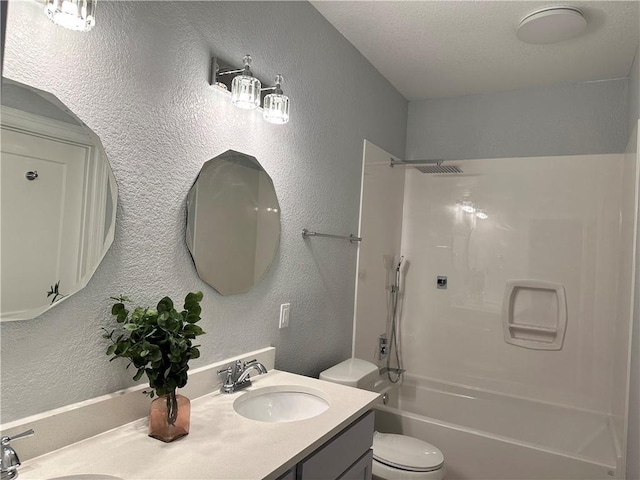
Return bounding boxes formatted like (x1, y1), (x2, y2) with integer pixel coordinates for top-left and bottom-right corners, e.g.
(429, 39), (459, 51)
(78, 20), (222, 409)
(373, 432), (444, 473)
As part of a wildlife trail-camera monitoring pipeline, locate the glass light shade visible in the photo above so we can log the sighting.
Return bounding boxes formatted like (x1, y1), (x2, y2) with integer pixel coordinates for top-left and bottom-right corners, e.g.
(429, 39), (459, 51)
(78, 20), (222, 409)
(263, 93), (290, 124)
(44, 0), (96, 32)
(231, 75), (261, 110)
(476, 209), (488, 220)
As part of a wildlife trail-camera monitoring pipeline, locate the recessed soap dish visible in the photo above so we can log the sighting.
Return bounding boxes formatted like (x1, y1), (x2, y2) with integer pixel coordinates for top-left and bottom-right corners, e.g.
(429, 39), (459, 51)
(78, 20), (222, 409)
(502, 280), (567, 350)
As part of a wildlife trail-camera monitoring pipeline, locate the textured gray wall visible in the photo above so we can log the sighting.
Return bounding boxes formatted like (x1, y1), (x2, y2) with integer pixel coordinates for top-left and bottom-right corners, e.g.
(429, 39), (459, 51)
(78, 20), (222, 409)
(1, 1), (407, 422)
(407, 78), (629, 160)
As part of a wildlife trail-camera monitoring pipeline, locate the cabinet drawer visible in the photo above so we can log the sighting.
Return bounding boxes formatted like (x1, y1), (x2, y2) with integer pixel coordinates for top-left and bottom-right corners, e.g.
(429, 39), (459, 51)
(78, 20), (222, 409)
(297, 411), (374, 480)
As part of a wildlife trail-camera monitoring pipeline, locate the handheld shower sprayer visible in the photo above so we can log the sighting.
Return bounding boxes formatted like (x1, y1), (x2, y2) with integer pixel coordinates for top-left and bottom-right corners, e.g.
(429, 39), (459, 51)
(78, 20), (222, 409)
(391, 256), (404, 293)
(384, 255), (405, 383)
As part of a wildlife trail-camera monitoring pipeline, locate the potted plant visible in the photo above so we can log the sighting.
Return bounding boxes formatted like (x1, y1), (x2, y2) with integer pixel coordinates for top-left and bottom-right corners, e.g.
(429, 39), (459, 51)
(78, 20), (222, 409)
(102, 291), (205, 442)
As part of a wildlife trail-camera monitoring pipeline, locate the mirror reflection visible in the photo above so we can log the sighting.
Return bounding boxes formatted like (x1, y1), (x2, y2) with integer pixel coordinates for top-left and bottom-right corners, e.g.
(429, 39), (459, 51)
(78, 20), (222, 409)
(1, 79), (118, 321)
(186, 150), (281, 296)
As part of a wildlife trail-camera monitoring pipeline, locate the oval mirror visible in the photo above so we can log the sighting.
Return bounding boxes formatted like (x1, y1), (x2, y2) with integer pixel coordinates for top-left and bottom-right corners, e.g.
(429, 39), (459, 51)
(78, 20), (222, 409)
(1, 78), (118, 321)
(186, 150), (281, 295)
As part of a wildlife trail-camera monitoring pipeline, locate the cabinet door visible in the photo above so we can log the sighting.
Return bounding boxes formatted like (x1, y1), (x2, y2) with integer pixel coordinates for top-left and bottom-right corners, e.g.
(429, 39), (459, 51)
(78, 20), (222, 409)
(276, 469), (295, 480)
(297, 411), (374, 480)
(338, 450), (373, 480)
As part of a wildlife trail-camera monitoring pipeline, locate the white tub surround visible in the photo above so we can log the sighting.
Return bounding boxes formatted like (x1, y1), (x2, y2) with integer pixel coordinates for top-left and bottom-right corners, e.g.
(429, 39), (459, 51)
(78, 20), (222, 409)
(3, 348), (379, 480)
(397, 154), (633, 412)
(375, 375), (619, 479)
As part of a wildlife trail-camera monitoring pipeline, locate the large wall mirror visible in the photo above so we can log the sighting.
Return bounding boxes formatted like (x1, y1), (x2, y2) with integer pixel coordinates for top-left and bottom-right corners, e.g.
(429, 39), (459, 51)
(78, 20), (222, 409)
(1, 78), (118, 321)
(186, 150), (281, 295)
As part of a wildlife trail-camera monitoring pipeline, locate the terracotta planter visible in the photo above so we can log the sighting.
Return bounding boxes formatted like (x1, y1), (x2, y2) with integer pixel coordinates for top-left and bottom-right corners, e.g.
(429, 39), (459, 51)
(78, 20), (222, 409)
(148, 390), (191, 442)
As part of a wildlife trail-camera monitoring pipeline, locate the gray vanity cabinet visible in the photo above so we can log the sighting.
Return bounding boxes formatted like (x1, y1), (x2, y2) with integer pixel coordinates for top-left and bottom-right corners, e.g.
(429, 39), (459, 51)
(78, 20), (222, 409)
(276, 470), (295, 480)
(338, 450), (373, 480)
(295, 410), (374, 480)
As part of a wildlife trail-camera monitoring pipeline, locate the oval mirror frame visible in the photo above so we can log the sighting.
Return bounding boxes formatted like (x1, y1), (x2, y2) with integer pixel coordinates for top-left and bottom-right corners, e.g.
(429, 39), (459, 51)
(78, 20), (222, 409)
(186, 150), (281, 295)
(1, 79), (118, 321)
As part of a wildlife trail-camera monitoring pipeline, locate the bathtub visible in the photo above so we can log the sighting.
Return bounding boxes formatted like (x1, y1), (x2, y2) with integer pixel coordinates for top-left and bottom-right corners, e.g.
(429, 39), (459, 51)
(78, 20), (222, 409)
(373, 374), (621, 479)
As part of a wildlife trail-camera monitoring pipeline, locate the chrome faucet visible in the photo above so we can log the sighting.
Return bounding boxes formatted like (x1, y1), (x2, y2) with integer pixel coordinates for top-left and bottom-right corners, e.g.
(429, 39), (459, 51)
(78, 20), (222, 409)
(1, 429), (34, 480)
(217, 359), (268, 393)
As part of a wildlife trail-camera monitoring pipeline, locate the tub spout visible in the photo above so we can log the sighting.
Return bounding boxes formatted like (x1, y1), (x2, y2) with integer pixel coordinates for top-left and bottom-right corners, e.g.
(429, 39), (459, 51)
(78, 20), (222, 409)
(379, 367), (405, 376)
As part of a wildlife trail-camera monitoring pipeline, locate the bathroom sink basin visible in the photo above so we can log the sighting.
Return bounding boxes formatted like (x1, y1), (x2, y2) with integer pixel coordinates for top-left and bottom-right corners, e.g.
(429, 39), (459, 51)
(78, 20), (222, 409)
(233, 385), (330, 423)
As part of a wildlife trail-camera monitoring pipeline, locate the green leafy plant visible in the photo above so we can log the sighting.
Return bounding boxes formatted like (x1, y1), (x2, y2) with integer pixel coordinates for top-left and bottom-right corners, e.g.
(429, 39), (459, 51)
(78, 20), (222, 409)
(102, 292), (205, 398)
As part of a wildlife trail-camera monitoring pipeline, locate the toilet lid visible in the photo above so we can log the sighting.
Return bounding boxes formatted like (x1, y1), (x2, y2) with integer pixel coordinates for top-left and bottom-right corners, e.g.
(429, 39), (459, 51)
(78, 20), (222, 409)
(373, 432), (444, 473)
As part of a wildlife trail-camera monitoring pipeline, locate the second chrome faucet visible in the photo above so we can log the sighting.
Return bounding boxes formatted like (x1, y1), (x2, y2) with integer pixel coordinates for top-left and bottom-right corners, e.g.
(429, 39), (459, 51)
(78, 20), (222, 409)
(217, 359), (268, 394)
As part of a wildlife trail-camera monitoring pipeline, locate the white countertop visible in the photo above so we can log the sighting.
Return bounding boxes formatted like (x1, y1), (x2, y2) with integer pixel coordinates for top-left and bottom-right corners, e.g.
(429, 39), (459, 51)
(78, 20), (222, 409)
(19, 370), (379, 480)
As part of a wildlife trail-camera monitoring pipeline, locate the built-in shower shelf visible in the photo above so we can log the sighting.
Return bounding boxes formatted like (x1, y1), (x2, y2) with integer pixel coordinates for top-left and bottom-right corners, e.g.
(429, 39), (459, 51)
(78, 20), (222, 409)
(502, 280), (567, 350)
(507, 324), (557, 334)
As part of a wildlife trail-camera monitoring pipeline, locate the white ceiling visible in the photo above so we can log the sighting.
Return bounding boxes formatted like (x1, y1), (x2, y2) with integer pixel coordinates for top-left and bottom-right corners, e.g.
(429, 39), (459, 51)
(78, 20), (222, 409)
(311, 1), (640, 100)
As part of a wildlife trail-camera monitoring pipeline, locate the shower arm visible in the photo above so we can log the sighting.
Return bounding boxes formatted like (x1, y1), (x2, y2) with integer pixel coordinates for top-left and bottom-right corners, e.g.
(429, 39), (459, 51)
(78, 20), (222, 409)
(390, 158), (445, 167)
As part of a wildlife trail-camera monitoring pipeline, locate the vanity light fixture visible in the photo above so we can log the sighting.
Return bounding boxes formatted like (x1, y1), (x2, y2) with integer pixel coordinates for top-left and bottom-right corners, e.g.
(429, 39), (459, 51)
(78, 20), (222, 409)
(262, 75), (290, 124)
(210, 55), (291, 124)
(44, 0), (96, 32)
(231, 55), (261, 110)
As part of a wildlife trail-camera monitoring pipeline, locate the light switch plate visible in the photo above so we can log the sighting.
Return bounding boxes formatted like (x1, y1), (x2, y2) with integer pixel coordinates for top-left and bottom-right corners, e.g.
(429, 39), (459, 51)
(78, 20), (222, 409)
(279, 303), (290, 329)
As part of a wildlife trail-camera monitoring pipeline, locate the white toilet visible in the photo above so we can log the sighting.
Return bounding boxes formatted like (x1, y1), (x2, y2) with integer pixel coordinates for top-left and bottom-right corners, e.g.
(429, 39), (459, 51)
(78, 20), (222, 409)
(320, 358), (446, 480)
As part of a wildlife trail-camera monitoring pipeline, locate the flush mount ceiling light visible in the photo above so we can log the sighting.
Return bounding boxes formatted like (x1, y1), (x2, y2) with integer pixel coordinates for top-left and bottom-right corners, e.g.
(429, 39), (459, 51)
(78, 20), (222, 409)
(516, 6), (587, 44)
(44, 0), (96, 32)
(210, 55), (291, 125)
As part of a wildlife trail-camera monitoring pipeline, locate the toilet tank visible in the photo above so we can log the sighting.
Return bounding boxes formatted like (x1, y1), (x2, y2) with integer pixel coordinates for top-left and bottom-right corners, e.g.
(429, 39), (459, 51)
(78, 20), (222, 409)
(319, 358), (379, 390)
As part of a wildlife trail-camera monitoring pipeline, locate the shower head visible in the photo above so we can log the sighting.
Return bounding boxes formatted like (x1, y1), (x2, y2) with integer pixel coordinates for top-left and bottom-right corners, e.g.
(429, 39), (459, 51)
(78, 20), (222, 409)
(390, 158), (463, 174)
(396, 256), (404, 273)
(415, 164), (463, 174)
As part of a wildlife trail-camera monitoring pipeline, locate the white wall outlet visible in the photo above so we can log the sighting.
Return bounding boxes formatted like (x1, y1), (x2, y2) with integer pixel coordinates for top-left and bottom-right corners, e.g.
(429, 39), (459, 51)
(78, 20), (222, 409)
(279, 303), (290, 329)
